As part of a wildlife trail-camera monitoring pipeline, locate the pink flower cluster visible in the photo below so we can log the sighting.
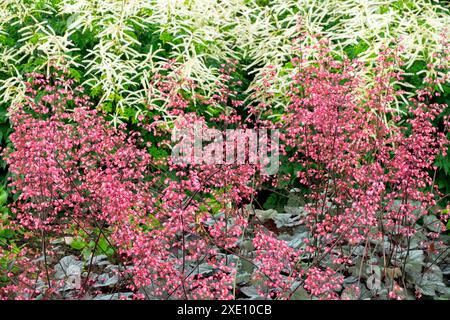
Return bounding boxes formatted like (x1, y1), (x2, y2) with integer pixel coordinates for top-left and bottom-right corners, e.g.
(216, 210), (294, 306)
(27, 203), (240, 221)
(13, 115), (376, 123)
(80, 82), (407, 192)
(281, 40), (448, 253)
(303, 267), (343, 300)
(252, 230), (299, 299)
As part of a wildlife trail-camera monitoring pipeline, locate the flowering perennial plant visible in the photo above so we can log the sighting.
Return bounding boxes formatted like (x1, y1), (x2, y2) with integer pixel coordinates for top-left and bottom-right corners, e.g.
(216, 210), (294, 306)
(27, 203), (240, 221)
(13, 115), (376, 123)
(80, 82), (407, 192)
(0, 32), (449, 300)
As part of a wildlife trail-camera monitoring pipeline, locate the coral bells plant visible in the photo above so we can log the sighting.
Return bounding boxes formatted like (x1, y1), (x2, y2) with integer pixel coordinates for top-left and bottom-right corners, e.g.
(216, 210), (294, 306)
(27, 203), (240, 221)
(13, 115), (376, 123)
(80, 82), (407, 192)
(1, 69), (154, 298)
(0, 67), (271, 300)
(277, 38), (449, 299)
(0, 35), (449, 300)
(6, 72), (153, 231)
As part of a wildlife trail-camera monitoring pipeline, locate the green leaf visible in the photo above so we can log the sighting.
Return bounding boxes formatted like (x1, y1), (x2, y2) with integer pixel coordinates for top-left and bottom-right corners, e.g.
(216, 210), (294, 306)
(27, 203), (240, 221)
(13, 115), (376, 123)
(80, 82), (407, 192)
(159, 31), (173, 43)
(0, 190), (7, 206)
(81, 247), (92, 261)
(97, 237), (114, 256)
(0, 228), (14, 239)
(69, 68), (82, 81)
(70, 238), (87, 250)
